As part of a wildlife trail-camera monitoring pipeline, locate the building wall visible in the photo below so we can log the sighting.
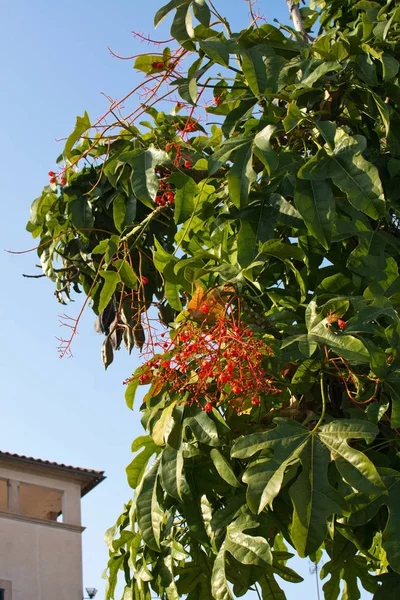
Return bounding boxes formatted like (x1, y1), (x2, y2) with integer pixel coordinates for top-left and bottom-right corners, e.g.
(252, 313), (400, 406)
(0, 516), (83, 600)
(0, 463), (85, 600)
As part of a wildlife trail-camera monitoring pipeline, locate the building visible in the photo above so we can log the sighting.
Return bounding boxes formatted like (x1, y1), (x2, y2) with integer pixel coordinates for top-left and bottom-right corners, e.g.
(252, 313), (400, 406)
(0, 451), (105, 600)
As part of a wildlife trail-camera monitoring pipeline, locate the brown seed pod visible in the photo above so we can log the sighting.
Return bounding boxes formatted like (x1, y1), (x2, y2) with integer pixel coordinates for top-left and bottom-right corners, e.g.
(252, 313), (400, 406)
(133, 322), (145, 351)
(101, 337), (114, 370)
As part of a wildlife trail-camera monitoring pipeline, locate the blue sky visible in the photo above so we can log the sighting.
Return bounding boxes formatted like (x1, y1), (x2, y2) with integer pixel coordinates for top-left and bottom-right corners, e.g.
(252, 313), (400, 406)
(0, 1), (371, 598)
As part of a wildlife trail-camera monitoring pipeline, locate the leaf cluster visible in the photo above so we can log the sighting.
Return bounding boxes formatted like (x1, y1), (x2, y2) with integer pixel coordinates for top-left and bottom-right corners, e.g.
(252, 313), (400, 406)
(25, 1), (400, 598)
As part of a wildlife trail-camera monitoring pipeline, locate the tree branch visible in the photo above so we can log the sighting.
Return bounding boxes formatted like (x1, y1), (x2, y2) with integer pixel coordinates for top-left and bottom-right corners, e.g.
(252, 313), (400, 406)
(286, 0), (307, 38)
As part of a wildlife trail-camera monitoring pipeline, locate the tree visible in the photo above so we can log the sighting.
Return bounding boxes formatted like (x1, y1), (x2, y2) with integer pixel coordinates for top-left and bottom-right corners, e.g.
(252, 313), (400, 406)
(25, 0), (400, 598)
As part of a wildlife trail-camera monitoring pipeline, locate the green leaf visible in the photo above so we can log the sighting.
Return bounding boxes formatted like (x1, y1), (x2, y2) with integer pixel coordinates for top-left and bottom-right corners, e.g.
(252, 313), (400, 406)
(154, 0), (186, 27)
(259, 573), (287, 600)
(283, 104), (304, 133)
(268, 193), (304, 229)
(193, 0), (211, 27)
(351, 468), (400, 574)
(253, 125), (278, 176)
(306, 300), (370, 364)
(259, 239), (305, 262)
(240, 46), (267, 97)
(383, 376), (400, 428)
(294, 178), (335, 250)
(210, 448), (241, 488)
(64, 111), (91, 161)
(199, 38), (229, 67)
(322, 570), (342, 600)
(226, 515), (272, 567)
(164, 262), (183, 311)
(69, 198), (94, 229)
(381, 469), (400, 573)
(113, 259), (138, 290)
(169, 172), (199, 224)
(185, 406), (221, 447)
(354, 54), (378, 86)
(113, 193), (136, 232)
(126, 436), (159, 488)
(209, 135), (252, 175)
(154, 238), (176, 273)
(299, 131), (385, 219)
(125, 378), (139, 410)
(318, 420), (384, 495)
(381, 53), (399, 81)
(227, 141), (255, 208)
(136, 457), (163, 550)
(232, 419), (309, 513)
(289, 434), (344, 557)
(170, 3), (196, 49)
(120, 146), (169, 208)
(237, 201), (277, 268)
(211, 542), (232, 600)
(161, 445), (184, 500)
(134, 54), (167, 74)
(298, 60), (341, 87)
(98, 271), (121, 313)
(271, 554), (303, 583)
(152, 400), (177, 446)
(105, 554), (125, 600)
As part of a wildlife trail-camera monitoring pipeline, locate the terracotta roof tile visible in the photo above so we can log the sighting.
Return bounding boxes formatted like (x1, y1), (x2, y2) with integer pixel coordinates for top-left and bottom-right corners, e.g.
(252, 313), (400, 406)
(0, 451), (105, 496)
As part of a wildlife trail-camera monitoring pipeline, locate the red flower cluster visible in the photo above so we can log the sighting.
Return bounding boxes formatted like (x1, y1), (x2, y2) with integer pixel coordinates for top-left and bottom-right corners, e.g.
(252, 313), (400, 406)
(48, 170), (66, 186)
(132, 316), (279, 413)
(155, 179), (175, 206)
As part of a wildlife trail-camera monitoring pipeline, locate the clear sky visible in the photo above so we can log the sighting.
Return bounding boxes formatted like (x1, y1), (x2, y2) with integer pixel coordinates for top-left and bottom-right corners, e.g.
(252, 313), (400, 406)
(0, 1), (371, 599)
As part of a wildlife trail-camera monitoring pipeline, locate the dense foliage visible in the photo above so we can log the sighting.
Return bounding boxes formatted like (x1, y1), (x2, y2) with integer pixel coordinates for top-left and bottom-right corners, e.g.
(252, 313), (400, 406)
(26, 0), (400, 598)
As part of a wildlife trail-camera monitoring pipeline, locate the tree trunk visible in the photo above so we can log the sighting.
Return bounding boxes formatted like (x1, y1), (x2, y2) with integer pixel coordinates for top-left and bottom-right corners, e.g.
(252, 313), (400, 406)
(286, 0), (307, 36)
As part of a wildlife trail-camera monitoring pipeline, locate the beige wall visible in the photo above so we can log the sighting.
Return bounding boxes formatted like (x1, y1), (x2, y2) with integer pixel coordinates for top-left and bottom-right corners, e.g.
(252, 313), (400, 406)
(0, 515), (83, 600)
(0, 462), (85, 600)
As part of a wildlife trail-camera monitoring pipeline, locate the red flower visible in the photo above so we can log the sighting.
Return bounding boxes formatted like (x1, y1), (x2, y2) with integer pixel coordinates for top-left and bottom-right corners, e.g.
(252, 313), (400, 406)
(139, 372), (153, 385)
(48, 170), (55, 177)
(155, 195), (166, 206)
(141, 276), (149, 285)
(49, 177), (57, 184)
(183, 160), (192, 169)
(152, 61), (164, 70)
(204, 402), (213, 413)
(161, 360), (171, 369)
(218, 373), (229, 384)
(60, 178), (67, 186)
(338, 319), (347, 330)
(231, 384), (242, 395)
(200, 304), (210, 314)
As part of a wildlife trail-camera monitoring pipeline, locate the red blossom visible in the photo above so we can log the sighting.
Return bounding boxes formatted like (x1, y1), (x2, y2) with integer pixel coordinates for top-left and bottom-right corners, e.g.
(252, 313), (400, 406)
(126, 313), (279, 414)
